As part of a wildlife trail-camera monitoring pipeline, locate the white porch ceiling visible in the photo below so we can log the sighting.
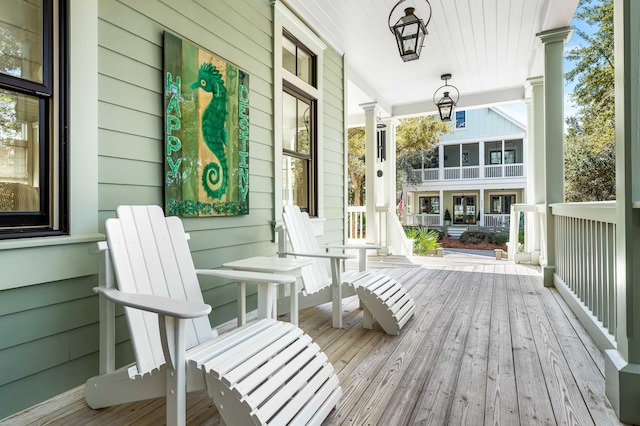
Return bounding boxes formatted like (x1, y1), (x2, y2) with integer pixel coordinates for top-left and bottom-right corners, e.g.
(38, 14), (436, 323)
(282, 0), (579, 124)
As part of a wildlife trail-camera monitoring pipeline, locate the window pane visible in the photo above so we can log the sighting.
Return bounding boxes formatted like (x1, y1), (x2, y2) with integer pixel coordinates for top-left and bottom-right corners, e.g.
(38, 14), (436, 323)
(0, 89), (40, 212)
(282, 155), (308, 211)
(297, 98), (310, 155)
(282, 35), (296, 76)
(456, 111), (466, 128)
(0, 0), (44, 83)
(491, 196), (501, 214)
(282, 91), (297, 151)
(297, 48), (313, 85)
(490, 151), (502, 164)
(504, 150), (515, 164)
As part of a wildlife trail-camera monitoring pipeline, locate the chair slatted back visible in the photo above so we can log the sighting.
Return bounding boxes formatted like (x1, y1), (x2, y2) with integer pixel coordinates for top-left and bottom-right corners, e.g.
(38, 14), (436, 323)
(105, 205), (214, 375)
(282, 205), (332, 294)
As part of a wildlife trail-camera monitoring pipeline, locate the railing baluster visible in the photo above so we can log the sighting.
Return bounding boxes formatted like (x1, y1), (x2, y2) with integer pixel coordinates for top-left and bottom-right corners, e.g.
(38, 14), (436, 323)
(550, 202), (616, 344)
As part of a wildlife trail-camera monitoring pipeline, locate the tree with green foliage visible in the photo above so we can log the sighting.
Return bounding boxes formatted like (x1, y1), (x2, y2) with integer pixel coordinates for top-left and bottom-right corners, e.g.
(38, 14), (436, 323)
(396, 115), (451, 188)
(564, 0), (615, 201)
(347, 127), (366, 206)
(347, 115), (450, 206)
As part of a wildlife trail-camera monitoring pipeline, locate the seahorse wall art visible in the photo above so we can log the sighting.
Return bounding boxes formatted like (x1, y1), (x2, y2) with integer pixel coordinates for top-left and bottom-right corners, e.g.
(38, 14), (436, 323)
(163, 32), (249, 217)
(190, 63), (229, 202)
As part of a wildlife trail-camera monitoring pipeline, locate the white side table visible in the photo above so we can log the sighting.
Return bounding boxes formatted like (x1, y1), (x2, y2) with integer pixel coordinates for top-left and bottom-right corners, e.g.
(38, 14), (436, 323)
(223, 256), (311, 326)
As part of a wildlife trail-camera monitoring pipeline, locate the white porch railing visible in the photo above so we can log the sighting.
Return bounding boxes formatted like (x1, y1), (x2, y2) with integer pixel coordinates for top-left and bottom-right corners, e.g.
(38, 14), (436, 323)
(484, 213), (510, 228)
(347, 205), (413, 255)
(347, 205), (366, 240)
(551, 202), (617, 340)
(511, 202), (617, 349)
(406, 213), (440, 227)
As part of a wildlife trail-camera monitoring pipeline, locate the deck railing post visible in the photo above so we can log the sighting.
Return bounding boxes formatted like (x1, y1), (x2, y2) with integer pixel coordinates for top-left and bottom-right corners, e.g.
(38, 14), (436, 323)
(605, 1), (640, 423)
(537, 26), (573, 287)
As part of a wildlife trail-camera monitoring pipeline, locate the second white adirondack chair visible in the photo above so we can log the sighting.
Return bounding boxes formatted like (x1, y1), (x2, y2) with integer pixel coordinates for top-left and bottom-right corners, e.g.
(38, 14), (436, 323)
(279, 205), (415, 335)
(85, 205), (341, 426)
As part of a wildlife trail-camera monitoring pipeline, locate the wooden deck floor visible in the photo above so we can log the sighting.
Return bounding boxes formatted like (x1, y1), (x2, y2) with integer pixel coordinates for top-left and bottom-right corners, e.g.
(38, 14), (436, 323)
(1, 253), (624, 425)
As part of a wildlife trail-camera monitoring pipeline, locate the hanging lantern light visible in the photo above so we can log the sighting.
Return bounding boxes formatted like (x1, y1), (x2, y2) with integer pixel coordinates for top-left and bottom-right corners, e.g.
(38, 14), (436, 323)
(388, 0), (431, 62)
(433, 73), (460, 122)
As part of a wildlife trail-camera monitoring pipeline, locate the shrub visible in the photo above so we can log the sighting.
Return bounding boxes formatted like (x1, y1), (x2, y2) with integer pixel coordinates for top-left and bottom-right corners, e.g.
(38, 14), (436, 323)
(404, 227), (441, 255)
(492, 232), (509, 245)
(460, 230), (492, 244)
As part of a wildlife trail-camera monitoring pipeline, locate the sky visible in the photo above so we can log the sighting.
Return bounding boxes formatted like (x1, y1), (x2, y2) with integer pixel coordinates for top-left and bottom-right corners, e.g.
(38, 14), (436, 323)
(496, 0), (602, 131)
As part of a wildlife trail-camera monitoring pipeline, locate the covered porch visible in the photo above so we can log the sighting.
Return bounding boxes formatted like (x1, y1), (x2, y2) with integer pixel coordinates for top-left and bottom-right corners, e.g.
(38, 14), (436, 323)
(1, 254), (621, 425)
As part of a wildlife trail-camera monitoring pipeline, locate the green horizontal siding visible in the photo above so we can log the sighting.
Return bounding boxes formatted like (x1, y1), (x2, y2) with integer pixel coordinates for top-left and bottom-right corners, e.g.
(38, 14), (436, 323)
(0, 0), (347, 420)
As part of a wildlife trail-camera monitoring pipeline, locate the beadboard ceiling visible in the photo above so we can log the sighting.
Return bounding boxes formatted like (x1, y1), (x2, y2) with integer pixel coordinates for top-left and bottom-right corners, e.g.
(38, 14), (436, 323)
(283, 0), (579, 123)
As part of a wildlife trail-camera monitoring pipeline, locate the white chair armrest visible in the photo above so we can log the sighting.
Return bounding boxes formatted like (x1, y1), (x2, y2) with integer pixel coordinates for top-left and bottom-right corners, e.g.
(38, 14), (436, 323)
(323, 244), (382, 250)
(195, 268), (296, 284)
(94, 287), (211, 319)
(278, 251), (354, 260)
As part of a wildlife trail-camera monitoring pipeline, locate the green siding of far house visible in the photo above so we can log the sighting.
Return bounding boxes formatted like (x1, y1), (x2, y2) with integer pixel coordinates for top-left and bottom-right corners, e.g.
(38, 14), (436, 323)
(0, 0), (346, 419)
(441, 108), (526, 142)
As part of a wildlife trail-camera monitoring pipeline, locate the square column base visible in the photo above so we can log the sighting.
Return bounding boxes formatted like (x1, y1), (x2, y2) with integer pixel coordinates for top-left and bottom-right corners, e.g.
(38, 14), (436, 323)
(543, 265), (556, 287)
(605, 349), (640, 424)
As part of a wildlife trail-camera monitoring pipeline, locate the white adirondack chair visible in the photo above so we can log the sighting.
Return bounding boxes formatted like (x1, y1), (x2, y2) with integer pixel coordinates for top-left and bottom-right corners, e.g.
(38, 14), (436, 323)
(279, 205), (415, 335)
(85, 205), (341, 426)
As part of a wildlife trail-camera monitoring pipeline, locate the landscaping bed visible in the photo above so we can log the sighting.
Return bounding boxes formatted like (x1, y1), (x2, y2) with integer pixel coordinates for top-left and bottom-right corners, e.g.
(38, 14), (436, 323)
(439, 236), (507, 251)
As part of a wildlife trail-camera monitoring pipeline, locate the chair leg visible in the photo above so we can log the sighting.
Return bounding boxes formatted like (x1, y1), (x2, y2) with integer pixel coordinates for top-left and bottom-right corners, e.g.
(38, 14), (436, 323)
(329, 258), (343, 328)
(160, 315), (187, 426)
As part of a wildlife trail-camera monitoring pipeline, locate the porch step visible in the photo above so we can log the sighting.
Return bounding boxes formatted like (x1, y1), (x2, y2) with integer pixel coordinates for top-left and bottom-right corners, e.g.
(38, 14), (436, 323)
(446, 226), (467, 239)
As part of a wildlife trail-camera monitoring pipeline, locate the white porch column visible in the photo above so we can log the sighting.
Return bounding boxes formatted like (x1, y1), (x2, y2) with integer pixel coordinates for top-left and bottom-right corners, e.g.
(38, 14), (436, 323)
(526, 76), (545, 205)
(537, 27), (573, 287)
(526, 76), (545, 257)
(361, 102), (379, 246)
(479, 140), (485, 179)
(606, 1), (640, 423)
(479, 188), (485, 226)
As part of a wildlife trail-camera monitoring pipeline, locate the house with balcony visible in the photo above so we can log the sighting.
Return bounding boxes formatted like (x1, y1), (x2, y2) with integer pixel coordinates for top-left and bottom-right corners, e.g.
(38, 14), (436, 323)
(402, 107), (527, 231)
(3, 0), (640, 425)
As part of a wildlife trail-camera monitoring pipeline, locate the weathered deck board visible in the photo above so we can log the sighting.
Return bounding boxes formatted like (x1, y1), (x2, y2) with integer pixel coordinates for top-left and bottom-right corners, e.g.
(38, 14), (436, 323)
(0, 253), (625, 426)
(484, 262), (520, 426)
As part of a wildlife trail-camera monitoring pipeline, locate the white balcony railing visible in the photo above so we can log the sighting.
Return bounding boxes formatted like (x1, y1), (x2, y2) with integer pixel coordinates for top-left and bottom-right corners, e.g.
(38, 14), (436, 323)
(461, 166), (480, 179)
(422, 169), (439, 181)
(414, 163), (524, 182)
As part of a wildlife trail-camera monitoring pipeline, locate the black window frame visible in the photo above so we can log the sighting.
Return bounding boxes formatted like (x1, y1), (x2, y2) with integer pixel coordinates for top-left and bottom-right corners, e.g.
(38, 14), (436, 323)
(282, 83), (317, 215)
(0, 0), (69, 238)
(282, 29), (317, 88)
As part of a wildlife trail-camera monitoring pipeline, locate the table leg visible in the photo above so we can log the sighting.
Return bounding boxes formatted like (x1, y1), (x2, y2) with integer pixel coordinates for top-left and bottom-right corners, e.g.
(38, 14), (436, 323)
(257, 283), (274, 320)
(237, 281), (246, 326)
(289, 282), (298, 326)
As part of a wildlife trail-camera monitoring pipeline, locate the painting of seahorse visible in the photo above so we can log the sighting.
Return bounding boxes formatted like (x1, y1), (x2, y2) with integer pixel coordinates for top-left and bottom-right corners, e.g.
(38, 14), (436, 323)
(163, 31), (249, 217)
(190, 63), (228, 201)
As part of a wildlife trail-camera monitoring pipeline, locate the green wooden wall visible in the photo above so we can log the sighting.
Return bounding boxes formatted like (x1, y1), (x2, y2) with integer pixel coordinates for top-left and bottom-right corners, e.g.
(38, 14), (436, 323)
(441, 108), (525, 142)
(0, 0), (345, 419)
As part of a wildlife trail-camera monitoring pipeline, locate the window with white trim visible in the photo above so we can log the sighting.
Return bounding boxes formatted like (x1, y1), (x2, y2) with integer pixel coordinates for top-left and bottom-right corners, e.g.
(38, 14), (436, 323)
(0, 0), (68, 237)
(281, 30), (318, 215)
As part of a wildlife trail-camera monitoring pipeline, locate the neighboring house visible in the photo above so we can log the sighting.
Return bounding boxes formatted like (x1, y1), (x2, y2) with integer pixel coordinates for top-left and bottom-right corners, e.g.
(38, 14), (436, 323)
(401, 107), (527, 231)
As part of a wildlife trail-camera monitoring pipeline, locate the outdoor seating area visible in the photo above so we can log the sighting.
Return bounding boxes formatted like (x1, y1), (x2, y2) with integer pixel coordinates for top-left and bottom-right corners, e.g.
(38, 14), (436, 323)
(0, 252), (621, 425)
(3, 1), (640, 424)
